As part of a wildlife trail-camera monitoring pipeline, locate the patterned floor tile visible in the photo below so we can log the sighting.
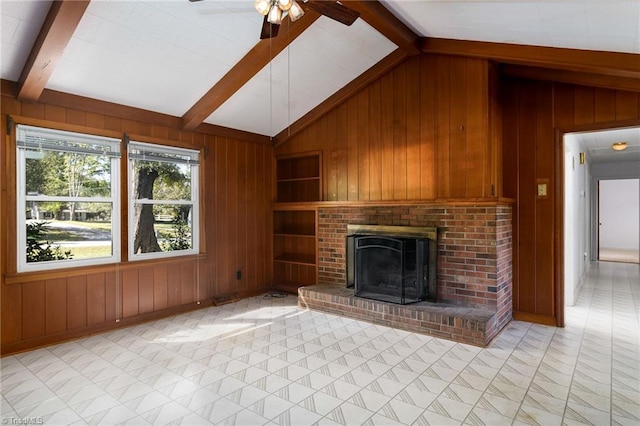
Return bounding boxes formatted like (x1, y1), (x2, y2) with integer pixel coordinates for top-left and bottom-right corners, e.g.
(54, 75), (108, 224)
(300, 391), (343, 416)
(378, 397), (425, 424)
(514, 405), (563, 426)
(249, 394), (294, 420)
(325, 401), (374, 425)
(428, 395), (474, 421)
(1, 262), (637, 426)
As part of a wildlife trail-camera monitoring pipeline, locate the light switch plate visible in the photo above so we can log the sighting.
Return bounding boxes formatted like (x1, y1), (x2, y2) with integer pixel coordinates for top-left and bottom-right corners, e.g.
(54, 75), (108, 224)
(537, 183), (547, 196)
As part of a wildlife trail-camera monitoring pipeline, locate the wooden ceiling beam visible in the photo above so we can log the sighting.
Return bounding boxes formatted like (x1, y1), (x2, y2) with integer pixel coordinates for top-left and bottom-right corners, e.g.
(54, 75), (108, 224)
(502, 64), (640, 93)
(422, 38), (640, 79)
(273, 48), (408, 146)
(17, 0), (90, 102)
(181, 11), (321, 131)
(342, 1), (420, 56)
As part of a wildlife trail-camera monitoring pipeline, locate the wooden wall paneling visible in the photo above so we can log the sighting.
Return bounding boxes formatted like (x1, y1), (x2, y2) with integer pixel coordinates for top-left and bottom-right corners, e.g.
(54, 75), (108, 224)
(21, 102), (45, 120)
(105, 271), (117, 322)
(449, 58), (468, 198)
(420, 55), (436, 200)
(501, 81), (519, 311)
(357, 89), (371, 201)
(85, 112), (105, 129)
(214, 137), (229, 294)
(515, 80), (538, 314)
(615, 91), (640, 120)
(392, 63), (408, 200)
(246, 142), (258, 291)
(406, 57), (422, 200)
(254, 145), (266, 291)
(67, 275), (87, 329)
(368, 80), (383, 201)
(181, 260), (196, 304)
(465, 58), (489, 198)
(122, 269), (139, 318)
(153, 264), (168, 310)
(489, 63), (502, 198)
(594, 89), (617, 123)
(335, 103), (349, 201)
(1, 284), (22, 344)
(103, 115), (122, 132)
(167, 263), (182, 307)
(65, 108), (86, 126)
(316, 115), (328, 201)
(380, 72), (395, 200)
(150, 124), (169, 140)
(138, 267), (154, 314)
(22, 281), (45, 339)
(501, 80), (518, 199)
(46, 278), (67, 333)
(86, 273), (106, 326)
(435, 56), (451, 198)
(327, 112), (338, 201)
(534, 82), (555, 317)
(573, 86), (595, 125)
(237, 140), (248, 293)
(226, 139), (239, 294)
(325, 111), (338, 201)
(4, 116), (17, 273)
(346, 96), (359, 201)
(552, 84), (576, 129)
(44, 104), (66, 123)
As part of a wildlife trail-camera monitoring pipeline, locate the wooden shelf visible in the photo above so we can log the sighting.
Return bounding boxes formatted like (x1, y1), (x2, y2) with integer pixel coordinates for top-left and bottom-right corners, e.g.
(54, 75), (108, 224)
(274, 253), (316, 266)
(274, 233), (315, 238)
(277, 176), (320, 183)
(273, 152), (321, 291)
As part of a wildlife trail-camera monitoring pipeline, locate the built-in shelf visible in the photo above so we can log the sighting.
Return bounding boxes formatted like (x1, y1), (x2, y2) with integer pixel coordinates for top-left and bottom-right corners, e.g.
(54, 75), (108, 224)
(272, 153), (321, 294)
(274, 254), (316, 265)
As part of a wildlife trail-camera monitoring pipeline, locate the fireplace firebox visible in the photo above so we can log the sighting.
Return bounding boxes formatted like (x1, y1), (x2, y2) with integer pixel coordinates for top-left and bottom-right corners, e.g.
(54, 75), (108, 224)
(346, 225), (437, 304)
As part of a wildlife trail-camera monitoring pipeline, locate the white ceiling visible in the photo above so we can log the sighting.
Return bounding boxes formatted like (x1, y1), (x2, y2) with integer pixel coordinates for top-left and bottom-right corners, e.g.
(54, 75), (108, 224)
(573, 127), (640, 164)
(1, 0), (639, 137)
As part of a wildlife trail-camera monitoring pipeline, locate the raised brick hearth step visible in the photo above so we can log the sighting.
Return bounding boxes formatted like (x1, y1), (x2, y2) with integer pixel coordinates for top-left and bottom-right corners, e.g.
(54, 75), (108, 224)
(298, 284), (502, 347)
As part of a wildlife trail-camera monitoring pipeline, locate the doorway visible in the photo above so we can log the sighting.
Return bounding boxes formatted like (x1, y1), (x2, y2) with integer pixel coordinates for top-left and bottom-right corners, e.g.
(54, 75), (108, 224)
(598, 178), (640, 263)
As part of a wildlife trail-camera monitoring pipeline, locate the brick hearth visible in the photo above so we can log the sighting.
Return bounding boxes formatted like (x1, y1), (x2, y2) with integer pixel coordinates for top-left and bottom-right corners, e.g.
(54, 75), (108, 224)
(298, 203), (513, 346)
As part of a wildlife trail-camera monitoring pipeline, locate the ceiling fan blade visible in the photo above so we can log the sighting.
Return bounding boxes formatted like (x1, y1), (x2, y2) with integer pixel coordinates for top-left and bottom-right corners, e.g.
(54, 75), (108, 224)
(304, 1), (359, 26)
(260, 15), (280, 39)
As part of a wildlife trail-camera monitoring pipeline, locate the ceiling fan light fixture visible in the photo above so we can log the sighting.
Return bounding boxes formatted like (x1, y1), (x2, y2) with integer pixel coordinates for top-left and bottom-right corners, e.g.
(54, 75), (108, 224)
(254, 0), (271, 16)
(612, 142), (628, 151)
(288, 1), (305, 21)
(267, 5), (283, 24)
(278, 0), (293, 11)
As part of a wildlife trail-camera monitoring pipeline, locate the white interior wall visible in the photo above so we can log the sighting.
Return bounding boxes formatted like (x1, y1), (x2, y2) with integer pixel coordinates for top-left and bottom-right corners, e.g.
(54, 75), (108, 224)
(564, 134), (591, 306)
(599, 179), (640, 250)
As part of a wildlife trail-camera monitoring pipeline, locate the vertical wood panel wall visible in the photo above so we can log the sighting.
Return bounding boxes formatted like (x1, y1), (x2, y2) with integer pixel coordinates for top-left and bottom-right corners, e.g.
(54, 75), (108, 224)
(1, 90), (273, 353)
(502, 78), (640, 324)
(275, 54), (497, 200)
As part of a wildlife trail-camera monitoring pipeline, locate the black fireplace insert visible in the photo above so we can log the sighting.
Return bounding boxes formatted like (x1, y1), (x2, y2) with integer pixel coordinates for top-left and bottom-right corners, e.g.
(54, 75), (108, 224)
(346, 225), (437, 305)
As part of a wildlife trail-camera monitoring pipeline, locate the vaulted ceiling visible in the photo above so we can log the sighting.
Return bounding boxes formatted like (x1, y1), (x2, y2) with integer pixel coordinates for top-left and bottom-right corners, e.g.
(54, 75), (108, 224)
(2, 0), (640, 143)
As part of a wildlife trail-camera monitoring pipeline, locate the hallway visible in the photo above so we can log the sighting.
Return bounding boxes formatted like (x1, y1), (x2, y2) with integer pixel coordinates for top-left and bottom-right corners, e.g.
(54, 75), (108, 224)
(1, 261), (639, 425)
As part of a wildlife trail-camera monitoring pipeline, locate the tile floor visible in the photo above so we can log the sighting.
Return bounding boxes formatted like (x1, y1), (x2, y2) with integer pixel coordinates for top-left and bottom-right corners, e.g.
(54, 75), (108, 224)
(1, 260), (638, 425)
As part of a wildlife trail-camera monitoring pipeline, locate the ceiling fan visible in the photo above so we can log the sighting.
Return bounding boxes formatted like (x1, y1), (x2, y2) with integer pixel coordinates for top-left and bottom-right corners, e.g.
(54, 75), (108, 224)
(189, 0), (360, 40)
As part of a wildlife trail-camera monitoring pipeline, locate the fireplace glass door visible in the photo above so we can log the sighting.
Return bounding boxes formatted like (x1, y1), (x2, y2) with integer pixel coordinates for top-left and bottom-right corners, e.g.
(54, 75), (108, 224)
(353, 235), (428, 304)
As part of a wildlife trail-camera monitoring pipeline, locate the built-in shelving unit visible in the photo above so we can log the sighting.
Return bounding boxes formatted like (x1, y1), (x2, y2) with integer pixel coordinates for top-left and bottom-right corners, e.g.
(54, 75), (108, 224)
(272, 153), (321, 293)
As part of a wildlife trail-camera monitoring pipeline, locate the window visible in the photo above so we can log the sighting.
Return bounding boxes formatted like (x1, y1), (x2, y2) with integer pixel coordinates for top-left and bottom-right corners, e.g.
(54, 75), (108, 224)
(128, 141), (199, 260)
(16, 125), (121, 272)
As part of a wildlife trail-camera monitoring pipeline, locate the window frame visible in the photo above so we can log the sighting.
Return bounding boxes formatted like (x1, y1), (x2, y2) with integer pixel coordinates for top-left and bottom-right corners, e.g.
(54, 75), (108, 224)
(127, 140), (200, 261)
(16, 124), (122, 272)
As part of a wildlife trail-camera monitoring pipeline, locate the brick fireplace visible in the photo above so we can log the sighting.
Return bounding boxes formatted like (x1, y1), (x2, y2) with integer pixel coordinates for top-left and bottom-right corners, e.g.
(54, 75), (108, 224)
(298, 203), (513, 346)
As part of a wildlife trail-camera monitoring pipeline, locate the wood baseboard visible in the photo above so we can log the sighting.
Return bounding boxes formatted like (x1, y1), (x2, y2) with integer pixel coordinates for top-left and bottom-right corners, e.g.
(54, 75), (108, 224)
(512, 311), (558, 327)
